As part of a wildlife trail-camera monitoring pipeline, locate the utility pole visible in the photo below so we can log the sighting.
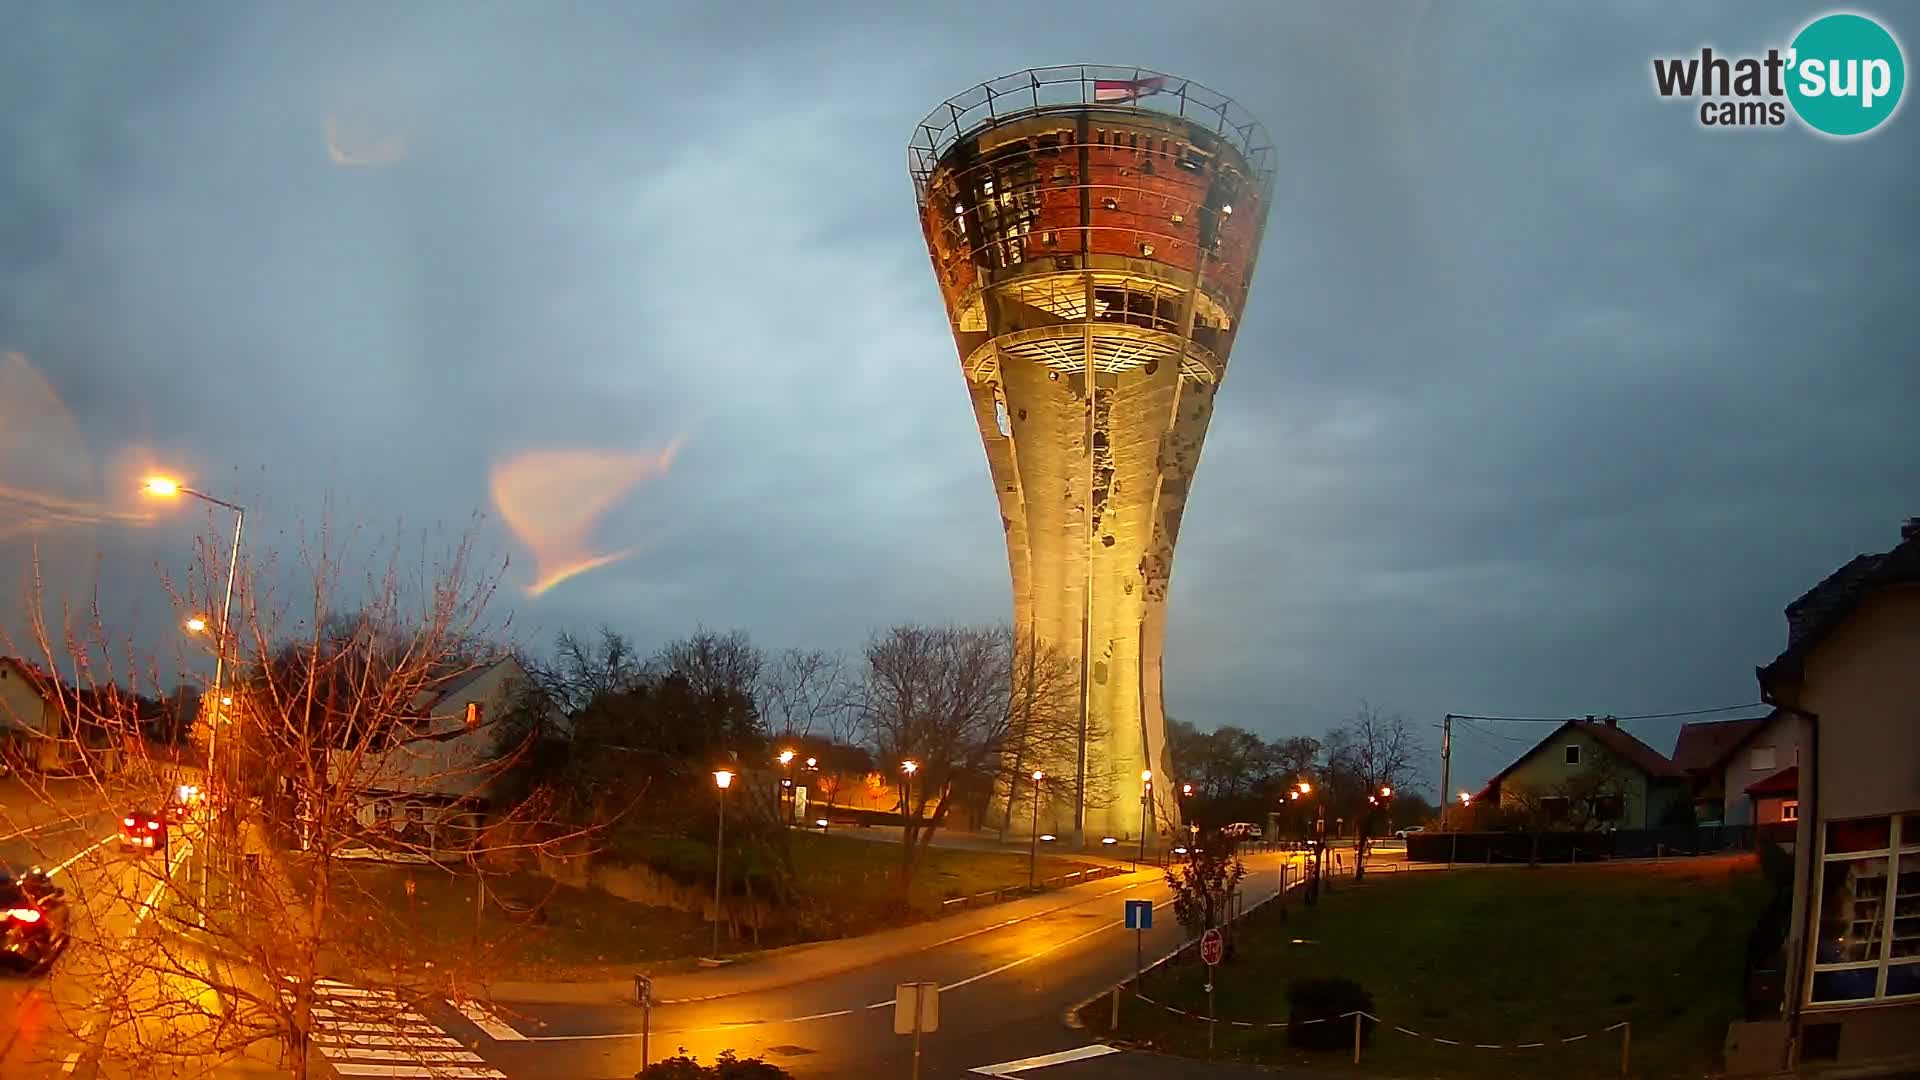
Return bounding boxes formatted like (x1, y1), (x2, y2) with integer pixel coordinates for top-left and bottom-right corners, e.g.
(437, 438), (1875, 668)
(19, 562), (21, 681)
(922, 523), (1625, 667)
(1438, 714), (1453, 829)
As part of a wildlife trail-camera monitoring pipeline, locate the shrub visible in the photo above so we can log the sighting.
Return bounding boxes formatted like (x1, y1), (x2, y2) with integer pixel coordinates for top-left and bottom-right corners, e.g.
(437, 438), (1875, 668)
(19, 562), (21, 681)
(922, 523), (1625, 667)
(1285, 976), (1375, 1050)
(637, 1050), (793, 1079)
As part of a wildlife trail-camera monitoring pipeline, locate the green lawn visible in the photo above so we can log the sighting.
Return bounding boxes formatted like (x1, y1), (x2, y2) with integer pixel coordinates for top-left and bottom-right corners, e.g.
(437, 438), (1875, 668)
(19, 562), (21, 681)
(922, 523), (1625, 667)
(1089, 856), (1771, 1079)
(321, 834), (1100, 981)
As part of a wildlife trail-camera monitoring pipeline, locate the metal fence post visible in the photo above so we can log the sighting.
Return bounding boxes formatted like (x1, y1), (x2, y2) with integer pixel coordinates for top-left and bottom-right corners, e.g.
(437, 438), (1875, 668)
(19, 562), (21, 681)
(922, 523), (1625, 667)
(1352, 1012), (1363, 1064)
(1620, 1021), (1631, 1076)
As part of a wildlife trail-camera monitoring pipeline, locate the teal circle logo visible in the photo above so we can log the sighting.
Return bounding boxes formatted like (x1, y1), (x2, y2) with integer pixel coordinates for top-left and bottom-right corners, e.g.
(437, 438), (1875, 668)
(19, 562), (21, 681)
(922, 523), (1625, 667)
(1787, 12), (1905, 136)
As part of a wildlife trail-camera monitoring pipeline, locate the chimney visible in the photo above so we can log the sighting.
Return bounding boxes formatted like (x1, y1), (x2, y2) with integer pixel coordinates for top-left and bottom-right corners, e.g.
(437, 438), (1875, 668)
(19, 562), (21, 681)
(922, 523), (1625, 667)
(1605, 715), (1618, 728)
(1902, 517), (1920, 543)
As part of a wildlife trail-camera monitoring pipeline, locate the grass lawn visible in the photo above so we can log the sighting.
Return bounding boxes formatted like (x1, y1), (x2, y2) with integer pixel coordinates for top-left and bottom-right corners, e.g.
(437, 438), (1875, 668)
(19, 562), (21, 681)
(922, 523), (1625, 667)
(318, 834), (1101, 980)
(1089, 856), (1771, 1079)
(322, 863), (713, 982)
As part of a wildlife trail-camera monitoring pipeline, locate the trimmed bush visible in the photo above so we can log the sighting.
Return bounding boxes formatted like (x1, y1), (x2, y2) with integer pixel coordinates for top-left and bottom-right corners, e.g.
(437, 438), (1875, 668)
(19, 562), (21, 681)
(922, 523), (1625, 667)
(1285, 976), (1375, 1050)
(637, 1050), (793, 1079)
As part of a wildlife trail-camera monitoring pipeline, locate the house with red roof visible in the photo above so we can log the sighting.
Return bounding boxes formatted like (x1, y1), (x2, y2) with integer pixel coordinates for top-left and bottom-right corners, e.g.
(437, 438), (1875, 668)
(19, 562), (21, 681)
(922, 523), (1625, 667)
(1478, 715), (1691, 830)
(1672, 712), (1801, 829)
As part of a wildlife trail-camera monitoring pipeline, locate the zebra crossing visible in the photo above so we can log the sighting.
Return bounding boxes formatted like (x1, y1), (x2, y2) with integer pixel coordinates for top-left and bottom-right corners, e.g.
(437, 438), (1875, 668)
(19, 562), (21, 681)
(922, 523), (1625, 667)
(283, 978), (507, 1079)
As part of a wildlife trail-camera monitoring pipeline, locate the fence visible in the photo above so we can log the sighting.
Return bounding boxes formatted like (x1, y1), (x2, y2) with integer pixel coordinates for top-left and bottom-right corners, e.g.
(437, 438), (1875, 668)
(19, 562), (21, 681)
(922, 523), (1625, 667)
(1405, 824), (1763, 864)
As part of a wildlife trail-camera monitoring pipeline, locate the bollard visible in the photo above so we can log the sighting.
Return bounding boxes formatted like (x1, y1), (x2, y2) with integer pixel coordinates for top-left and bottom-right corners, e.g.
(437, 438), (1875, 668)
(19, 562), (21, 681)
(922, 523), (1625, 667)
(1110, 986), (1120, 1030)
(1352, 1011), (1363, 1064)
(1620, 1021), (1631, 1076)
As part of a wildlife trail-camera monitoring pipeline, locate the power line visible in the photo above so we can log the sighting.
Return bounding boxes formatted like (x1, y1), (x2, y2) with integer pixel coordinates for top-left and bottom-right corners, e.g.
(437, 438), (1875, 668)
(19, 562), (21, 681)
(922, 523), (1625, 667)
(1445, 702), (1764, 724)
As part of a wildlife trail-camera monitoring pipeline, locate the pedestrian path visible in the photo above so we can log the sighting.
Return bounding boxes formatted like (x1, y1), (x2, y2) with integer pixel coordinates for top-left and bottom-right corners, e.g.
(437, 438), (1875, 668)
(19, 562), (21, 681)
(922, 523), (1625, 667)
(284, 978), (506, 1079)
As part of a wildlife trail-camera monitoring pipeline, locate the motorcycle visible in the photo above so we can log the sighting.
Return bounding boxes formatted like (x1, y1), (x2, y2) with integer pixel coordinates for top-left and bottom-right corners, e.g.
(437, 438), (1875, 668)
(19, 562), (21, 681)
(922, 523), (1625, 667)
(1, 868), (71, 973)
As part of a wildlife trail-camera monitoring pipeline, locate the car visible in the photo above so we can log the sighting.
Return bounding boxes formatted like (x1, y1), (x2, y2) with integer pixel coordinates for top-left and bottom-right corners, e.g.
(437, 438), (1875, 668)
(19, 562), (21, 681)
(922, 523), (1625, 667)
(0, 868), (70, 972)
(121, 810), (165, 852)
(1222, 822), (1263, 840)
(1394, 825), (1426, 839)
(165, 784), (202, 823)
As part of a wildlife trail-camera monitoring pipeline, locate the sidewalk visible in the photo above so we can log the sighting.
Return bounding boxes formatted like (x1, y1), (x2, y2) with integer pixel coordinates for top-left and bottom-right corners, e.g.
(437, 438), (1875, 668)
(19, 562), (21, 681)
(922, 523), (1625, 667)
(485, 862), (1168, 1007)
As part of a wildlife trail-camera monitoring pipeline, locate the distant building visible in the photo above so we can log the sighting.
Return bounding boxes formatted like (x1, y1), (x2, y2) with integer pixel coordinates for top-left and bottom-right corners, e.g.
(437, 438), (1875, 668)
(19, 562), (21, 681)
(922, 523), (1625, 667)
(1754, 517), (1920, 1071)
(1480, 716), (1689, 830)
(0, 656), (137, 775)
(1673, 712), (1800, 828)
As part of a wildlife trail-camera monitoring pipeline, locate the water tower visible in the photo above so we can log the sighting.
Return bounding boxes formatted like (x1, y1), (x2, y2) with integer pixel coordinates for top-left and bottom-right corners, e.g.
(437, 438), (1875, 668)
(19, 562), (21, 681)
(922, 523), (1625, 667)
(909, 67), (1274, 845)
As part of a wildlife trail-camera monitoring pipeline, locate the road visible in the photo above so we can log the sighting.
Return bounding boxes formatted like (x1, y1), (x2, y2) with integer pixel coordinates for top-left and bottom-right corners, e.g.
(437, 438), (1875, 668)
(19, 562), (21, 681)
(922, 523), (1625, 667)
(0, 777), (194, 1079)
(440, 849), (1330, 1079)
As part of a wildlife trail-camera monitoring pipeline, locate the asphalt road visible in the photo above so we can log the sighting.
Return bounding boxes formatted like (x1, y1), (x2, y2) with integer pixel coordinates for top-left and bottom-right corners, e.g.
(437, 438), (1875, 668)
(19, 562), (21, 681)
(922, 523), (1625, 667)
(452, 849), (1323, 1079)
(0, 778), (172, 1077)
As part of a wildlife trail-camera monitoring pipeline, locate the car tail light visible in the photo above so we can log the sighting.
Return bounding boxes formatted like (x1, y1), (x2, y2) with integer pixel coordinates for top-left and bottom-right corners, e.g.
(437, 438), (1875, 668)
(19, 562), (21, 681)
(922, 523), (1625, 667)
(4, 908), (41, 923)
(147, 821), (160, 831)
(123, 817), (135, 827)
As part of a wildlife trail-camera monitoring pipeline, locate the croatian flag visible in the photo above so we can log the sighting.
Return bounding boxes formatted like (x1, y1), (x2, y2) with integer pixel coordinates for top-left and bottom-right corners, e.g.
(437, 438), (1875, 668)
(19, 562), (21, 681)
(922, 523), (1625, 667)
(1093, 76), (1167, 103)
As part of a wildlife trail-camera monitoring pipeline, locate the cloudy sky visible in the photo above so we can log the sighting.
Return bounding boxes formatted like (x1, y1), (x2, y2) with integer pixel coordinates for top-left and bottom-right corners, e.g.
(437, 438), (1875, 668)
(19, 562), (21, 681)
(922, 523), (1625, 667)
(2, 1), (1914, 794)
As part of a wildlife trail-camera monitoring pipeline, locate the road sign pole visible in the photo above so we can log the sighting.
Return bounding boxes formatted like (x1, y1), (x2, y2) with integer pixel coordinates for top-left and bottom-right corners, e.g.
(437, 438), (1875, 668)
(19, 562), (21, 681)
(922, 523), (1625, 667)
(1135, 926), (1143, 981)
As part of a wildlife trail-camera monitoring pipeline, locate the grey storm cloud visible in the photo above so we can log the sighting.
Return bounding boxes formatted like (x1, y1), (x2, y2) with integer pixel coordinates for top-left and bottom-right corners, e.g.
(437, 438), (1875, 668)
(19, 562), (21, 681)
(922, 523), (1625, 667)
(1, 1), (1915, 794)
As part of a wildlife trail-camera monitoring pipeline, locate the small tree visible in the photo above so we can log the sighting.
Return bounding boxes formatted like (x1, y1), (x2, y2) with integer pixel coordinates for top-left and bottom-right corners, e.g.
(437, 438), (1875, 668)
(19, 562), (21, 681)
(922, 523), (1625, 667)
(1165, 832), (1246, 938)
(1324, 701), (1423, 881)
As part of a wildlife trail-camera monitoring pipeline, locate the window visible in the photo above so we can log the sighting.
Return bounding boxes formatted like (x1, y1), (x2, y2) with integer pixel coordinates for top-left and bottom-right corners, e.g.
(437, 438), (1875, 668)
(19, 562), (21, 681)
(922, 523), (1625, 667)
(1564, 744), (1581, 765)
(1750, 745), (1776, 772)
(1783, 800), (1799, 822)
(1809, 814), (1920, 1004)
(463, 701), (482, 729)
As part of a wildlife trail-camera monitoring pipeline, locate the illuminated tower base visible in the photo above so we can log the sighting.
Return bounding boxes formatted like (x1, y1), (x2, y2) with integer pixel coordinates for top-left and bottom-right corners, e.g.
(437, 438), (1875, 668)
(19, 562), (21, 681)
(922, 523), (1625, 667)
(911, 68), (1274, 846)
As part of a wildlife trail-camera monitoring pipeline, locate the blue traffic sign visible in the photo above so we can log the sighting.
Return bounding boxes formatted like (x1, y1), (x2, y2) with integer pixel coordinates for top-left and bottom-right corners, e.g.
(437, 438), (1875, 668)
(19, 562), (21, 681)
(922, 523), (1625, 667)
(1124, 898), (1153, 930)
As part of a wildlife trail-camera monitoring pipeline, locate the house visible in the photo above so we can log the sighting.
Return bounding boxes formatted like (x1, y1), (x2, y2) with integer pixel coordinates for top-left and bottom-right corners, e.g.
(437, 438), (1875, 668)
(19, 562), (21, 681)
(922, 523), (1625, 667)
(1747, 517), (1920, 1071)
(1673, 711), (1801, 829)
(325, 655), (535, 854)
(1481, 716), (1690, 830)
(0, 657), (136, 775)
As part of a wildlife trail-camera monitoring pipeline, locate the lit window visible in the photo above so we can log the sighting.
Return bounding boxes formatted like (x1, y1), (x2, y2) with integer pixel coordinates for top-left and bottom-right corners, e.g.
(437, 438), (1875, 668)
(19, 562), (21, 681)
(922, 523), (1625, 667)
(1782, 801), (1799, 822)
(464, 701), (482, 729)
(994, 400), (1012, 437)
(1809, 814), (1920, 1003)
(1751, 745), (1777, 772)
(1564, 745), (1581, 765)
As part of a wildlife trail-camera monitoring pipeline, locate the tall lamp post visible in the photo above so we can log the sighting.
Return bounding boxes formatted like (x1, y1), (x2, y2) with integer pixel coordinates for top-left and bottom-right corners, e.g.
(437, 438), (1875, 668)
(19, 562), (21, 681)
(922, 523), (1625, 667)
(1136, 770), (1154, 870)
(709, 770), (733, 960)
(1027, 770), (1044, 889)
(777, 749), (796, 825)
(900, 760), (918, 842)
(145, 477), (243, 921)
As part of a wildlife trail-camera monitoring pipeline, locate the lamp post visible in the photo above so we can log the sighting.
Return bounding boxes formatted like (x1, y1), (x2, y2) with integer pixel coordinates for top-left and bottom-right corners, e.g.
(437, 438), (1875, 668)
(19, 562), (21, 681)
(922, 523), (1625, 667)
(143, 478), (244, 799)
(900, 760), (918, 842)
(1136, 770), (1153, 870)
(778, 749), (796, 825)
(1028, 770), (1044, 889)
(711, 770), (733, 959)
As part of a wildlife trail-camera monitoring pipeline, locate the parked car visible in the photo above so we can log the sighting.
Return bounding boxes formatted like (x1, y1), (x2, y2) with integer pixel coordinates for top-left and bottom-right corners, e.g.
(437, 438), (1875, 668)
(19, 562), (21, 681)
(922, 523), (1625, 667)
(1222, 822), (1263, 840)
(1394, 825), (1427, 839)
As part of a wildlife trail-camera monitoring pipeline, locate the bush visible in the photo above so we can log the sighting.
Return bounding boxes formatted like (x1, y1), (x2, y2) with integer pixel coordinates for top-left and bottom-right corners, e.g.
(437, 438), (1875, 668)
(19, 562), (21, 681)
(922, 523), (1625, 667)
(1285, 976), (1375, 1050)
(637, 1050), (793, 1079)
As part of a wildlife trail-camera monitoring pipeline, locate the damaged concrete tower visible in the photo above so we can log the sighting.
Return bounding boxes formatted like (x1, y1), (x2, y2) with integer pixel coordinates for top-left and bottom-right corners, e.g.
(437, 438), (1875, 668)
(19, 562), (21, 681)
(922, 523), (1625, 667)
(910, 68), (1274, 846)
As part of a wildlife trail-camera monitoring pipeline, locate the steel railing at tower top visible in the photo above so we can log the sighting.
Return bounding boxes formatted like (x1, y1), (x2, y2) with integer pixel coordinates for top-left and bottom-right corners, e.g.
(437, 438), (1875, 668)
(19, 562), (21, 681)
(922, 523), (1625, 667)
(908, 65), (1276, 197)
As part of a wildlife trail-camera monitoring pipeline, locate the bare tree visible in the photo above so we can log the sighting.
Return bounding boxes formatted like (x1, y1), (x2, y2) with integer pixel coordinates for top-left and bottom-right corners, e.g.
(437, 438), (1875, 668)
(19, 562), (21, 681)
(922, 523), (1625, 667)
(1324, 701), (1424, 881)
(760, 647), (852, 743)
(1, 522), (588, 1079)
(655, 627), (763, 706)
(1503, 755), (1629, 866)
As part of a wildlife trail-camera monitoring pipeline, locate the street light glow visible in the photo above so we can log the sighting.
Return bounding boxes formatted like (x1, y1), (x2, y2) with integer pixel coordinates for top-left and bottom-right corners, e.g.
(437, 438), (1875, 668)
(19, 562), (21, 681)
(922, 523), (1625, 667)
(1458, 791), (1472, 805)
(804, 757), (817, 768)
(901, 760), (918, 775)
(1181, 782), (1194, 796)
(1031, 769), (1044, 781)
(714, 770), (734, 790)
(141, 477), (180, 497)
(778, 749), (795, 766)
(220, 696), (233, 706)
(185, 617), (207, 633)
(1381, 785), (1393, 797)
(1140, 769), (1153, 783)
(1298, 781), (1312, 795)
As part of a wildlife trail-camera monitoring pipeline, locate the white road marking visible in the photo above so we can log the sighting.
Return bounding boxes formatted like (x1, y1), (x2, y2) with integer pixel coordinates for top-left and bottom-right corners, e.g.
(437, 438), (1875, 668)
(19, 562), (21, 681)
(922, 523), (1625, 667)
(971, 1044), (1122, 1075)
(284, 981), (505, 1078)
(48, 833), (120, 876)
(452, 998), (526, 1041)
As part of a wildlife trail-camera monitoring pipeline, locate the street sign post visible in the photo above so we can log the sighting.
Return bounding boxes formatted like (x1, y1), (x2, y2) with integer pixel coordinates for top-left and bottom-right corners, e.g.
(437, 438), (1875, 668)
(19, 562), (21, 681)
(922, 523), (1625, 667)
(895, 981), (939, 1080)
(1125, 899), (1153, 979)
(633, 974), (653, 1069)
(1201, 927), (1224, 1051)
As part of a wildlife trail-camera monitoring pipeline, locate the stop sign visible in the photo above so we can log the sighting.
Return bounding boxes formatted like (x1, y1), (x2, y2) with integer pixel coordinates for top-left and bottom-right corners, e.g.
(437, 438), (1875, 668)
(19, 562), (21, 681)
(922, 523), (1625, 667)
(1200, 927), (1224, 966)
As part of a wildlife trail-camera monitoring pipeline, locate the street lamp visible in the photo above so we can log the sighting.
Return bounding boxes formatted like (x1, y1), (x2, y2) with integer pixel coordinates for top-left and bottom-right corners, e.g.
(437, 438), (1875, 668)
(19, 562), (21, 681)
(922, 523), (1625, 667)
(777, 749), (796, 824)
(900, 760), (918, 841)
(1028, 770), (1044, 889)
(1137, 769), (1153, 870)
(710, 770), (733, 959)
(143, 477), (244, 787)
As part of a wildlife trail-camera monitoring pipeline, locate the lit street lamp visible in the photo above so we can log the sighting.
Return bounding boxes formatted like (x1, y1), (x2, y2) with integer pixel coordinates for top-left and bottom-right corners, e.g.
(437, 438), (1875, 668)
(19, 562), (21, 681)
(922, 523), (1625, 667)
(900, 760), (918, 841)
(710, 769), (733, 959)
(778, 749), (796, 824)
(143, 477), (244, 787)
(1136, 769), (1154, 870)
(185, 616), (208, 634)
(1028, 770), (1044, 889)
